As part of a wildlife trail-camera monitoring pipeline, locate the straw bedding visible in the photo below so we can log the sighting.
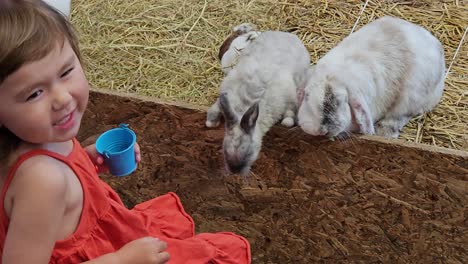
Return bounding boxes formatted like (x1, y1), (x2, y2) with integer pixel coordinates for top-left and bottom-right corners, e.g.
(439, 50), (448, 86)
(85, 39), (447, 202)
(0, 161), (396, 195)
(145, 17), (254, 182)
(71, 0), (467, 150)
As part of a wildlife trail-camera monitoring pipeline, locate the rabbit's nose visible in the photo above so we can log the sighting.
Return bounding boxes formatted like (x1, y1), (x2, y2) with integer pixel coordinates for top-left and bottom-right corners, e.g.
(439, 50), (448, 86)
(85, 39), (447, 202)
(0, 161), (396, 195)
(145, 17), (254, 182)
(227, 163), (245, 174)
(318, 127), (328, 136)
(226, 158), (248, 174)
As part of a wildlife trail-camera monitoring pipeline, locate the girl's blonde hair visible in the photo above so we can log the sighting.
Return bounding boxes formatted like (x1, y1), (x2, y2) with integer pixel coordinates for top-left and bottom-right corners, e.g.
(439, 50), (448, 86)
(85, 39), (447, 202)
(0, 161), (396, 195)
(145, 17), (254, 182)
(0, 0), (81, 162)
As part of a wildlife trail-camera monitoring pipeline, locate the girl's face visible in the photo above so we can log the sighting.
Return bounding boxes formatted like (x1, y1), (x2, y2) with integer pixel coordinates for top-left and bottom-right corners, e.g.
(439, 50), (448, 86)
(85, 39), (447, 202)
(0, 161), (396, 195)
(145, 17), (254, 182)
(0, 40), (89, 145)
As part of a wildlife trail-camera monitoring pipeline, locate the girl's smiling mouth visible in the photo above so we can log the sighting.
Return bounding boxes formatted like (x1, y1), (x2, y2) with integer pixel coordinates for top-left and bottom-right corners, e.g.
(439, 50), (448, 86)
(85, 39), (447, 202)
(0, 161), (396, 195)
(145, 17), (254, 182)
(54, 110), (75, 129)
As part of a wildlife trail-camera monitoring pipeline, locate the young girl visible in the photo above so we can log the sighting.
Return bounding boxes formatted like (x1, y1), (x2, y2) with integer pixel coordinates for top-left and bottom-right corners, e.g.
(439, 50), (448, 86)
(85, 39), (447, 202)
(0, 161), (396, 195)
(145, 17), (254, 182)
(0, 1), (251, 263)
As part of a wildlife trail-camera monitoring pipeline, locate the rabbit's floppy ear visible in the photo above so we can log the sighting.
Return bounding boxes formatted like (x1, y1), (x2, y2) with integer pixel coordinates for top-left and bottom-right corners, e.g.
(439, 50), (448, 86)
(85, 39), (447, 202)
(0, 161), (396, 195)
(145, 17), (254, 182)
(349, 95), (375, 135)
(219, 93), (237, 128)
(240, 101), (259, 133)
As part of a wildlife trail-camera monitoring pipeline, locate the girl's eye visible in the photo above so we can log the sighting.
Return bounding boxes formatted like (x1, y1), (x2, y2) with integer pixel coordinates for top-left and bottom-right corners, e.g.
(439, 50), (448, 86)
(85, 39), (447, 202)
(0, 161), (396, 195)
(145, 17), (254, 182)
(26, 90), (43, 101)
(60, 67), (74, 78)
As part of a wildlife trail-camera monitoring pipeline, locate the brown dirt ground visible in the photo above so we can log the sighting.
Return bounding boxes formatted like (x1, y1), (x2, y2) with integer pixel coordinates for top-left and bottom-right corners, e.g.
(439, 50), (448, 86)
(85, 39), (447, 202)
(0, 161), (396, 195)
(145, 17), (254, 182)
(79, 91), (468, 264)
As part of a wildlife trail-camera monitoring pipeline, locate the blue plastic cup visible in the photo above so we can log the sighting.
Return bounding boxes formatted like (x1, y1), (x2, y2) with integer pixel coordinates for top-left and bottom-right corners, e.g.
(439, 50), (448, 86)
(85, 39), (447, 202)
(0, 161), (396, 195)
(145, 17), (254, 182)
(96, 124), (137, 176)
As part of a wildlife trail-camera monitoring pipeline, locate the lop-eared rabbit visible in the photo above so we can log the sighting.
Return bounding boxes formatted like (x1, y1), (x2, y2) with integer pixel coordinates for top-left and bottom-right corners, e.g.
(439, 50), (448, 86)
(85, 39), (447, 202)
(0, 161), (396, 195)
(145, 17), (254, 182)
(298, 16), (445, 139)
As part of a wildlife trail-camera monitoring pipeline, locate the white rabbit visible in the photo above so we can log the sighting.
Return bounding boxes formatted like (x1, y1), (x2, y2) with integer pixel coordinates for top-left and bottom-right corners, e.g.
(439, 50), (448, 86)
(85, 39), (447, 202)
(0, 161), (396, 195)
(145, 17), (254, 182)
(218, 23), (262, 76)
(207, 26), (310, 174)
(297, 16), (445, 139)
(206, 23), (261, 128)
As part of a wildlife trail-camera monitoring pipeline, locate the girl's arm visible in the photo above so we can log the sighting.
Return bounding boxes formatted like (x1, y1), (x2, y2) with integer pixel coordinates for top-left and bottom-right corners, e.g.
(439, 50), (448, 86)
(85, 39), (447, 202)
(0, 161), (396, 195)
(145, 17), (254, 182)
(2, 155), (168, 264)
(2, 156), (68, 264)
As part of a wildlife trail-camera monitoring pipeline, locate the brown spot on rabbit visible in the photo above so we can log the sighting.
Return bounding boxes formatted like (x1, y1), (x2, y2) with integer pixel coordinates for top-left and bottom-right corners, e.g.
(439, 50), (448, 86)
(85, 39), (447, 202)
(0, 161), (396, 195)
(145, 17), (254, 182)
(218, 23), (257, 61)
(218, 30), (244, 61)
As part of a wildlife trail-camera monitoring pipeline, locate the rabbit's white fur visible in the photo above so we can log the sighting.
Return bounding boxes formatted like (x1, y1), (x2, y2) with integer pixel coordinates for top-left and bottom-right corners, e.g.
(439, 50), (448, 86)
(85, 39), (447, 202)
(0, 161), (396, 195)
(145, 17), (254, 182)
(219, 23), (261, 76)
(208, 29), (310, 174)
(221, 31), (262, 75)
(298, 16), (445, 138)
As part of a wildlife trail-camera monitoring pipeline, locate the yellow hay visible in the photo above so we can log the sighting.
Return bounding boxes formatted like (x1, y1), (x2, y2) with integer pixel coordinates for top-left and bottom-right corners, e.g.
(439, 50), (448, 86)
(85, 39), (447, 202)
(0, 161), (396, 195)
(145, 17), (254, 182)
(71, 0), (468, 150)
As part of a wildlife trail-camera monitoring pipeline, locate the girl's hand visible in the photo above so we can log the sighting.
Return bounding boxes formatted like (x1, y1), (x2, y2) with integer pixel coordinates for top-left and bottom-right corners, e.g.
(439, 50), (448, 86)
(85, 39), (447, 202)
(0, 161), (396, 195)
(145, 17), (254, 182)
(116, 237), (170, 264)
(84, 143), (141, 173)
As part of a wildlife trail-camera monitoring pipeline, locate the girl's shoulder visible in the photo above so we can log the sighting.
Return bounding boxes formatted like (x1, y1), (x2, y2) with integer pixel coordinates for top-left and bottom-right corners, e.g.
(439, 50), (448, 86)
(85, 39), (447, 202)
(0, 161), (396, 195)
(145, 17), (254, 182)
(4, 154), (70, 216)
(0, 154), (75, 263)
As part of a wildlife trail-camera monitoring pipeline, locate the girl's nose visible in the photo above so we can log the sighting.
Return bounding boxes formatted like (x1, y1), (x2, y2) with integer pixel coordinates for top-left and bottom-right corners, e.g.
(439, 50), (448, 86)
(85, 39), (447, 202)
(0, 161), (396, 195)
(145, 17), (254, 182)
(52, 86), (73, 111)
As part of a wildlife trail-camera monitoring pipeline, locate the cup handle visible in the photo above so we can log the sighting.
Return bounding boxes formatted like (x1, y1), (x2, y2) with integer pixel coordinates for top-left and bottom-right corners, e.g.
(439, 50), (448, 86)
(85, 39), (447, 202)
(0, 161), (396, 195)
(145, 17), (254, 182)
(119, 123), (130, 129)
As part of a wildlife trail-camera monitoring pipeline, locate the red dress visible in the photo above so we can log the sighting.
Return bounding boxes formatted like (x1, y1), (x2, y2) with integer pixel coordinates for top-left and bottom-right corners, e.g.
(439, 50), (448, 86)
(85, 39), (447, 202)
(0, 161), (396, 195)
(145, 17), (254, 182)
(0, 138), (251, 263)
